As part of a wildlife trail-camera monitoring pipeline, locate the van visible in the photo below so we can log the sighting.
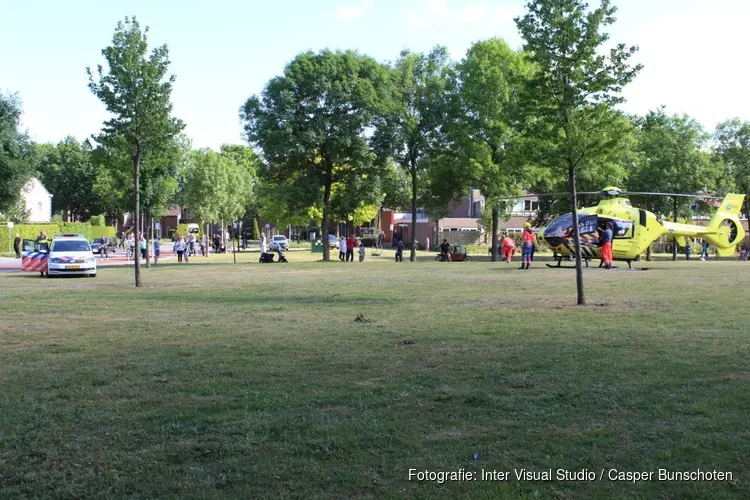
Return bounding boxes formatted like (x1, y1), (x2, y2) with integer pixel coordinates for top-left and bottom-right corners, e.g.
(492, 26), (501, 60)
(187, 223), (200, 234)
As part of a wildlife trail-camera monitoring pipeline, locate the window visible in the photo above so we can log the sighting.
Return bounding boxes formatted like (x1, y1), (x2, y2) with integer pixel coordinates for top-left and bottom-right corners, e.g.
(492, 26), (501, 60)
(613, 220), (634, 239)
(51, 240), (91, 252)
(524, 200), (539, 211)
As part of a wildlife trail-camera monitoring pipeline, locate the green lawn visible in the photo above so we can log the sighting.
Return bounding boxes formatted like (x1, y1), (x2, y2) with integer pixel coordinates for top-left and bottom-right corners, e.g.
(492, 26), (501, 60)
(1, 255), (748, 499)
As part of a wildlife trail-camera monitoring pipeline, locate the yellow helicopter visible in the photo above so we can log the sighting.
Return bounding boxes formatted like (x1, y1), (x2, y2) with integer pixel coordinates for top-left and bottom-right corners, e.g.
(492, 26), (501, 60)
(529, 187), (746, 268)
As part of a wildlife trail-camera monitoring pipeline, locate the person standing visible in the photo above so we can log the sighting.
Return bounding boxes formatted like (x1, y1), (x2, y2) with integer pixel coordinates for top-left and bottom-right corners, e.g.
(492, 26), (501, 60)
(346, 235), (356, 262)
(378, 231), (385, 249)
(520, 223), (536, 270)
(260, 233), (267, 255)
(425, 236), (430, 254)
(34, 231), (48, 277)
(685, 240), (692, 261)
(153, 237), (160, 264)
(358, 242), (366, 262)
(700, 240), (710, 261)
(174, 236), (185, 263)
(600, 222), (614, 269)
(139, 235), (147, 259)
(338, 237), (346, 261)
(13, 233), (21, 258)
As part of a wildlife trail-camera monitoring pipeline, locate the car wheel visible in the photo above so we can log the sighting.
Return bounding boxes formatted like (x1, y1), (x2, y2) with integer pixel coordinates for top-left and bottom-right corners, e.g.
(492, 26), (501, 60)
(465, 255), (472, 262)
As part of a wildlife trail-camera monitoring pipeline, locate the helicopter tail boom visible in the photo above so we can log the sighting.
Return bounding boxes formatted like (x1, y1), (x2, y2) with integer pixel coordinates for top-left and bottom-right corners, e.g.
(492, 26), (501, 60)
(662, 194), (745, 256)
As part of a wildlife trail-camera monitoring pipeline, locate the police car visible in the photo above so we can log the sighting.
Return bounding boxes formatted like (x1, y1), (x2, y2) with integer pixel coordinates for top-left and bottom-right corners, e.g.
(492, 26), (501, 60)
(47, 234), (97, 278)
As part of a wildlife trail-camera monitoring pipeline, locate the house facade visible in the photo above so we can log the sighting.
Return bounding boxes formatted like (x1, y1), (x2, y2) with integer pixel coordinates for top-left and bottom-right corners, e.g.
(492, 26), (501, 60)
(21, 177), (53, 222)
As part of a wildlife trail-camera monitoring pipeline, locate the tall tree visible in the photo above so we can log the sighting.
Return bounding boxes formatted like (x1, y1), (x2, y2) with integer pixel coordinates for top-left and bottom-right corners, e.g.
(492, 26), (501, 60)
(629, 109), (716, 259)
(516, 0), (642, 305)
(88, 16), (184, 287)
(241, 50), (388, 261)
(37, 137), (101, 221)
(372, 47), (452, 262)
(448, 39), (534, 261)
(0, 93), (34, 214)
(715, 119), (750, 223)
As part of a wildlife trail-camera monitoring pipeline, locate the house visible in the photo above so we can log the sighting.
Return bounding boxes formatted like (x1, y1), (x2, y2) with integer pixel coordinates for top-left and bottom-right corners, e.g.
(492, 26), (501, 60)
(21, 177), (53, 222)
(380, 189), (540, 247)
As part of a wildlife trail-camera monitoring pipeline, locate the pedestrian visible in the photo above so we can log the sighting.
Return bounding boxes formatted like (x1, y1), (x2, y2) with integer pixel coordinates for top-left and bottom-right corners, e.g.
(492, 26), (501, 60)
(346, 235), (356, 262)
(339, 237), (346, 261)
(260, 233), (267, 255)
(395, 239), (404, 262)
(153, 237), (160, 264)
(501, 233), (515, 263)
(174, 236), (185, 263)
(358, 242), (366, 262)
(425, 236), (430, 254)
(520, 223), (535, 270)
(140, 235), (147, 259)
(201, 235), (207, 257)
(684, 240), (692, 261)
(700, 240), (710, 261)
(600, 221), (613, 269)
(34, 231), (48, 277)
(13, 233), (21, 259)
(128, 233), (135, 260)
(378, 231), (385, 249)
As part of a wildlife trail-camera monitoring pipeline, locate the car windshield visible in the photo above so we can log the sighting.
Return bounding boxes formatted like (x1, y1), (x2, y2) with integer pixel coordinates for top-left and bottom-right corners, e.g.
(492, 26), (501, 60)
(273, 236), (285, 241)
(52, 240), (91, 252)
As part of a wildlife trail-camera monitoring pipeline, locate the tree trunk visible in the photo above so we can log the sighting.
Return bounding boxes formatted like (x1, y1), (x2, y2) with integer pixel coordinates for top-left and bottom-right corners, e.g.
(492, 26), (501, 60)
(321, 164), (333, 261)
(672, 197), (678, 261)
(410, 166), (417, 262)
(133, 143), (142, 287)
(568, 163), (585, 305)
(490, 206), (499, 262)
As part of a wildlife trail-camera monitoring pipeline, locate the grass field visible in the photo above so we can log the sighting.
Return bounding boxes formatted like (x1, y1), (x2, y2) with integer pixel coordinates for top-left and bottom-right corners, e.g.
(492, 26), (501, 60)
(1, 252), (749, 499)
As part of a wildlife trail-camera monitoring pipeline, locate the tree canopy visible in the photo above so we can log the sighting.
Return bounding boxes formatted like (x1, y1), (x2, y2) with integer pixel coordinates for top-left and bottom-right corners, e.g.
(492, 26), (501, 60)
(0, 93), (34, 215)
(241, 49), (389, 260)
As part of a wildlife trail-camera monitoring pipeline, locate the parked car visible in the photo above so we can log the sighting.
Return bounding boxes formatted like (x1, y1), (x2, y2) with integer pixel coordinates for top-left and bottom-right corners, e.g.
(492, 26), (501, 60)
(48, 234), (97, 277)
(271, 235), (289, 251)
(90, 237), (117, 255)
(328, 234), (339, 249)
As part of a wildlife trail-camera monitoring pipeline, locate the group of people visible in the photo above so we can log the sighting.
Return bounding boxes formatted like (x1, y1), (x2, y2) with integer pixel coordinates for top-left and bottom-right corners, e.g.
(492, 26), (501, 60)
(338, 236), (366, 262)
(488, 223), (539, 269)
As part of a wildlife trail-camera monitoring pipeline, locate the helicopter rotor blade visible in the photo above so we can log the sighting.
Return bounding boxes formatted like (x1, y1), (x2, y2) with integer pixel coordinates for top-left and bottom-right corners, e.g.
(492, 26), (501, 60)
(492, 191), (603, 200)
(618, 191), (724, 199)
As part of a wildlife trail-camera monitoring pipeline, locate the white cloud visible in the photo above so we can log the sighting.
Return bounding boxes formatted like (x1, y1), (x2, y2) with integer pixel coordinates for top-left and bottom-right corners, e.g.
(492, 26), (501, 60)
(335, 1), (372, 21)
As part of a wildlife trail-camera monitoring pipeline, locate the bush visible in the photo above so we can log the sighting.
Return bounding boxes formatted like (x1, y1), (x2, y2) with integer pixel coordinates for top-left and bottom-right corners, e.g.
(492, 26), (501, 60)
(90, 214), (106, 226)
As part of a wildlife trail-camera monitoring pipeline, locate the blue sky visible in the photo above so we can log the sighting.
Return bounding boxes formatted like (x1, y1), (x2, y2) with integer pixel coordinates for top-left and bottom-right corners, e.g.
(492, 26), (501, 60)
(3, 0), (749, 150)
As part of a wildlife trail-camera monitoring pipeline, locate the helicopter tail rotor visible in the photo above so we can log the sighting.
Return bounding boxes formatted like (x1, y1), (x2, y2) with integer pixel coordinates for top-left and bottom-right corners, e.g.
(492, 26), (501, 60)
(705, 194), (746, 256)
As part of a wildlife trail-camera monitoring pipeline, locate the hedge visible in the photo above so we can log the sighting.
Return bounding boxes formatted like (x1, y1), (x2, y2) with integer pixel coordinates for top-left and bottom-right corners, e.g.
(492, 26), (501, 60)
(0, 222), (116, 251)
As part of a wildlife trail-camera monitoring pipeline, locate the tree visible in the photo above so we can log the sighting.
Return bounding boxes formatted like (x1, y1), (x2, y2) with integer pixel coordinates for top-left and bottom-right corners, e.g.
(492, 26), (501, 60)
(241, 50), (388, 261)
(516, 0), (642, 305)
(629, 109), (717, 259)
(88, 16), (184, 287)
(183, 146), (256, 242)
(0, 93), (33, 214)
(715, 119), (750, 223)
(37, 137), (101, 221)
(447, 39), (534, 261)
(372, 47), (452, 261)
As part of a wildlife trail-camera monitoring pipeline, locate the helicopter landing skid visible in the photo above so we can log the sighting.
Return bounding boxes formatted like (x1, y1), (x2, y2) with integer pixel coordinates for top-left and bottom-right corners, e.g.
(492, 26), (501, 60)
(547, 258), (634, 269)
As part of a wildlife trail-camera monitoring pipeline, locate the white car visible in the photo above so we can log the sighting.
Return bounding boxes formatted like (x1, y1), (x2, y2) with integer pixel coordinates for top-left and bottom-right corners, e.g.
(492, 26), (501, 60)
(270, 235), (289, 251)
(47, 234), (97, 278)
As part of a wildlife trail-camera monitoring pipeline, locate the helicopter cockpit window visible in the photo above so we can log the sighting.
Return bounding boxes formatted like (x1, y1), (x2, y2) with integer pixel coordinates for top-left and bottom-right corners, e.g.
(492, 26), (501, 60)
(613, 220), (634, 239)
(544, 214), (573, 238)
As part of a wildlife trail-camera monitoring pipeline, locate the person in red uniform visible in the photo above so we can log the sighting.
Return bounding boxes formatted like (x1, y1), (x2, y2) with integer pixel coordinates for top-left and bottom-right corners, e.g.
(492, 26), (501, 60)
(600, 222), (614, 269)
(501, 234), (515, 263)
(346, 235), (356, 262)
(520, 223), (536, 269)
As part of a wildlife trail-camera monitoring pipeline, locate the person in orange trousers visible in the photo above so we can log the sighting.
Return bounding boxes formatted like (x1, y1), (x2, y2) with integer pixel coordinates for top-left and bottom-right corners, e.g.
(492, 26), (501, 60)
(600, 222), (613, 269)
(501, 234), (515, 263)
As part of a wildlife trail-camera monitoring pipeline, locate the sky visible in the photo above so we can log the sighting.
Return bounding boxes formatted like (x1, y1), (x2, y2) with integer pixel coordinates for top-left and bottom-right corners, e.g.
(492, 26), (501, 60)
(3, 0), (749, 150)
